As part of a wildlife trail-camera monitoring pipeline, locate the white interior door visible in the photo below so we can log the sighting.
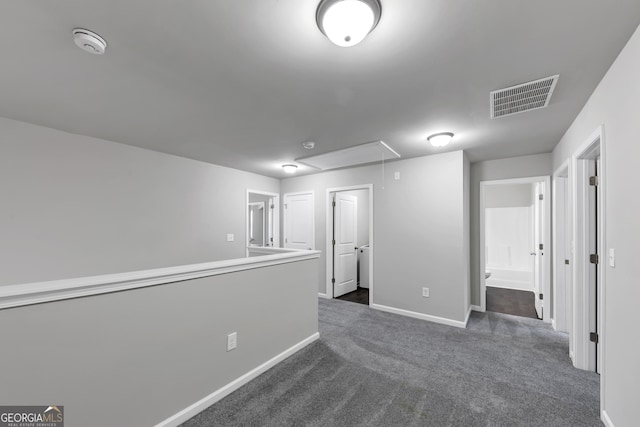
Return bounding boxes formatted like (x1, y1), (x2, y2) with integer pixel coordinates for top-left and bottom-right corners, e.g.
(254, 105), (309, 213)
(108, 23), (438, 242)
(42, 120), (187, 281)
(284, 192), (314, 250)
(333, 193), (358, 297)
(533, 183), (543, 318)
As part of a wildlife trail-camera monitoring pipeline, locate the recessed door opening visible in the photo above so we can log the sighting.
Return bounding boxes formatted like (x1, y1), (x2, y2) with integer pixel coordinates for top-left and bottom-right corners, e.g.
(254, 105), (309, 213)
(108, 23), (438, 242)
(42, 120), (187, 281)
(480, 177), (552, 322)
(572, 132), (604, 374)
(246, 190), (280, 254)
(326, 185), (373, 306)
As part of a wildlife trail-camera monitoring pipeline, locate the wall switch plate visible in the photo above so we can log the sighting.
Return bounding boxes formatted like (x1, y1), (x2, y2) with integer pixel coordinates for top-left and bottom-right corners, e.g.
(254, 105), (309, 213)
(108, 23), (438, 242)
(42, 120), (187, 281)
(609, 248), (615, 267)
(422, 287), (429, 298)
(227, 234), (234, 242)
(227, 332), (237, 351)
(394, 171), (400, 180)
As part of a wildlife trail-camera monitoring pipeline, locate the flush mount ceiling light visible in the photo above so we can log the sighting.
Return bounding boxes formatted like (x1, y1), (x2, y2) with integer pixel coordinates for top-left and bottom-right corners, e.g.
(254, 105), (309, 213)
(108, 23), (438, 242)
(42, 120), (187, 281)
(428, 132), (454, 148)
(302, 141), (316, 150)
(316, 0), (382, 47)
(72, 28), (107, 54)
(282, 164), (298, 174)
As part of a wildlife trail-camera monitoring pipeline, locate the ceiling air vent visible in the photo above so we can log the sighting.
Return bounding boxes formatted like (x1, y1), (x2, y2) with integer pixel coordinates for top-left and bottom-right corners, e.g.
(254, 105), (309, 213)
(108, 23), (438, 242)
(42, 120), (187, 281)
(490, 75), (559, 119)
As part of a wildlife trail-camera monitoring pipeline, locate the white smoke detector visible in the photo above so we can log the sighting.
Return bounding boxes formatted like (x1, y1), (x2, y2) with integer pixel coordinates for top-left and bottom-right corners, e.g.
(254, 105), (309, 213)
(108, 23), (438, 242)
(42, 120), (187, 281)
(302, 141), (316, 150)
(72, 28), (107, 55)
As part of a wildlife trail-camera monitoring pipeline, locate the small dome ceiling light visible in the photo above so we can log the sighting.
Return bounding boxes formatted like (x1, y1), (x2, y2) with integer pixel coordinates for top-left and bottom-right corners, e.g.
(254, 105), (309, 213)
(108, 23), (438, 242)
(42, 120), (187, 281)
(72, 28), (107, 55)
(302, 141), (316, 150)
(316, 0), (382, 47)
(282, 164), (299, 174)
(428, 132), (454, 148)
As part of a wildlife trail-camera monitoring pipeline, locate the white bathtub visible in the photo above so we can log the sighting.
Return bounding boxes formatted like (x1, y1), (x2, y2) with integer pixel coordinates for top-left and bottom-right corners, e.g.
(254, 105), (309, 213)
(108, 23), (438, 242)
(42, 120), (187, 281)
(486, 267), (533, 292)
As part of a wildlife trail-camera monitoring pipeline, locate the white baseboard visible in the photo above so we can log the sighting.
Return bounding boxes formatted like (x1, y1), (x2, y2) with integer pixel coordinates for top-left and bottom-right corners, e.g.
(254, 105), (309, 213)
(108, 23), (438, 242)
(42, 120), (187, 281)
(471, 304), (482, 312)
(464, 306), (472, 327)
(155, 332), (320, 427)
(602, 409), (615, 427)
(371, 303), (466, 329)
(317, 293), (330, 299)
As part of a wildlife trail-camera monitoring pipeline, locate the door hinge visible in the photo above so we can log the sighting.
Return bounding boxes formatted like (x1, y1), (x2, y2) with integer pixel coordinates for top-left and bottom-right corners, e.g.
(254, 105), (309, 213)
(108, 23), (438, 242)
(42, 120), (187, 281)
(589, 176), (599, 186)
(332, 201), (336, 207)
(270, 204), (274, 209)
(284, 204), (288, 209)
(332, 239), (336, 246)
(539, 243), (544, 250)
(539, 194), (544, 201)
(590, 332), (599, 344)
(331, 278), (335, 284)
(565, 259), (570, 265)
(590, 254), (599, 264)
(539, 293), (543, 300)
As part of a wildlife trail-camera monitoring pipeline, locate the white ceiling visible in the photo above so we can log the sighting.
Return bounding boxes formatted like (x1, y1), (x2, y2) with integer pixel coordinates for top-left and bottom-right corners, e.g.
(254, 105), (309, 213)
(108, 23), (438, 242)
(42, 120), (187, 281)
(1, 1), (639, 178)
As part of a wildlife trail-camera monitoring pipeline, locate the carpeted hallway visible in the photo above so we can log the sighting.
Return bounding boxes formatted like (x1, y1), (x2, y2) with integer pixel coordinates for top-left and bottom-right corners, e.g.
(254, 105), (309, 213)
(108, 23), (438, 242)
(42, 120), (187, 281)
(183, 298), (600, 426)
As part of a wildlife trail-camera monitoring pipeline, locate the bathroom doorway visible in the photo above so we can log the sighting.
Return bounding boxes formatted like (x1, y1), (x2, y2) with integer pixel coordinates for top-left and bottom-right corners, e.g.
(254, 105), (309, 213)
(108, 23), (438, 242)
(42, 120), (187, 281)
(325, 185), (373, 305)
(480, 176), (551, 322)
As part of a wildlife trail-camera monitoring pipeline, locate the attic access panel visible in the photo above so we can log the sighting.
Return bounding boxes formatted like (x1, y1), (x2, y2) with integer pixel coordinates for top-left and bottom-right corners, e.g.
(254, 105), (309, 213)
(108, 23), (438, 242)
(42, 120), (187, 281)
(490, 75), (559, 119)
(296, 140), (400, 170)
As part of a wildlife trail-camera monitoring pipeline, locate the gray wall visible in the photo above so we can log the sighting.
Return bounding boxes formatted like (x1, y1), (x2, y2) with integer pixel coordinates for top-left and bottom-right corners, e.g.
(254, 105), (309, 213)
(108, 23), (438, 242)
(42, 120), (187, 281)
(552, 23), (640, 426)
(0, 117), (279, 286)
(337, 189), (370, 248)
(0, 258), (319, 427)
(282, 151), (469, 322)
(484, 184), (533, 208)
(470, 153), (552, 306)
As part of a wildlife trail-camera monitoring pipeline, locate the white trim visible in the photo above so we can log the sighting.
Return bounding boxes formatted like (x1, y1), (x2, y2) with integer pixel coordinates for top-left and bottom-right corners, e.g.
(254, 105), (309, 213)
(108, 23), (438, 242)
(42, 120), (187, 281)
(471, 304), (482, 312)
(246, 189), (280, 255)
(464, 305), (473, 327)
(569, 125), (606, 417)
(552, 164), (570, 334)
(0, 250), (321, 310)
(479, 176), (551, 320)
(601, 410), (615, 427)
(317, 293), (330, 299)
(325, 185), (374, 302)
(155, 332), (320, 427)
(371, 303), (467, 329)
(552, 319), (557, 331)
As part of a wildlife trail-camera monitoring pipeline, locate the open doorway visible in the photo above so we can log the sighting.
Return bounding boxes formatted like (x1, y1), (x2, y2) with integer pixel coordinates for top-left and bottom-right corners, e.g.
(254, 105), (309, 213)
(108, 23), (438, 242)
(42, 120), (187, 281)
(325, 185), (373, 305)
(480, 176), (551, 322)
(246, 189), (280, 253)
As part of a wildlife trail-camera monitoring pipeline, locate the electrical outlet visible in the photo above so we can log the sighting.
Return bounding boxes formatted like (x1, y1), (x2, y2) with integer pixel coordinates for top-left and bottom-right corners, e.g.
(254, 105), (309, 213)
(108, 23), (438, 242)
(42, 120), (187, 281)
(394, 171), (400, 180)
(227, 233), (234, 242)
(422, 287), (430, 298)
(227, 332), (237, 351)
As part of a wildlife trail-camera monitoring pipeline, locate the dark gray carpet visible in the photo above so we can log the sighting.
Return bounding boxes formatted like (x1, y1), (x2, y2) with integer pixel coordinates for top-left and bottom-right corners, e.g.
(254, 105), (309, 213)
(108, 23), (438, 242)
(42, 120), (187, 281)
(183, 299), (601, 426)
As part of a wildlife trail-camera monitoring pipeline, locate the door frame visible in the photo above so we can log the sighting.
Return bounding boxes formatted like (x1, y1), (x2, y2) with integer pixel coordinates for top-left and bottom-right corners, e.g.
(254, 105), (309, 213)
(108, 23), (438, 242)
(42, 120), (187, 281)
(248, 201), (266, 246)
(479, 176), (551, 322)
(246, 189), (280, 255)
(324, 184), (374, 302)
(571, 125), (606, 382)
(552, 161), (571, 334)
(283, 190), (315, 250)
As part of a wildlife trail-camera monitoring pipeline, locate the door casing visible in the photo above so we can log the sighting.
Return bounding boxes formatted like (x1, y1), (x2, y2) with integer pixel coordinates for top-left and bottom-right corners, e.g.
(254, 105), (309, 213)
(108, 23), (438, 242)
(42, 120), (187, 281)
(324, 185), (374, 302)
